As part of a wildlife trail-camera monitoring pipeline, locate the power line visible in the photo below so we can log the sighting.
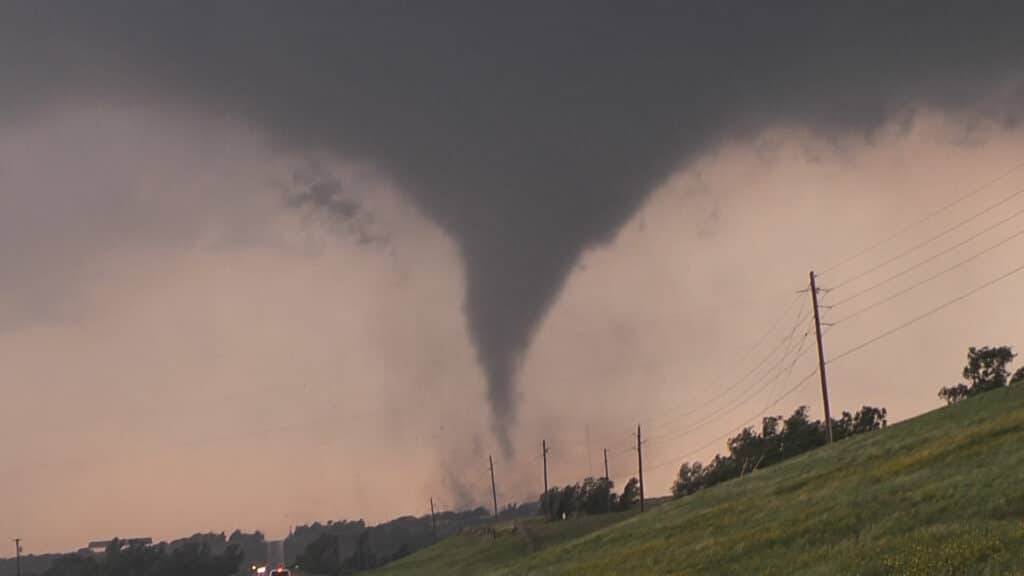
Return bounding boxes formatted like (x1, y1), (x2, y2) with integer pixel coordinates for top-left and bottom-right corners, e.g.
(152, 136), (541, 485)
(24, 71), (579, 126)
(831, 224), (1024, 326)
(645, 298), (809, 432)
(762, 320), (815, 414)
(830, 186), (1024, 289)
(828, 259), (1024, 365)
(645, 312), (811, 441)
(645, 338), (813, 447)
(831, 203), (1024, 307)
(645, 326), (815, 446)
(820, 161), (1024, 275)
(625, 293), (804, 432)
(646, 368), (818, 472)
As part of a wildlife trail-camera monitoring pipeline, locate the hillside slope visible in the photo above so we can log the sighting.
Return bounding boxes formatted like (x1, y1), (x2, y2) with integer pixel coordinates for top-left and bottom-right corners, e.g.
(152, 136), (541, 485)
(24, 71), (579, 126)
(379, 384), (1024, 575)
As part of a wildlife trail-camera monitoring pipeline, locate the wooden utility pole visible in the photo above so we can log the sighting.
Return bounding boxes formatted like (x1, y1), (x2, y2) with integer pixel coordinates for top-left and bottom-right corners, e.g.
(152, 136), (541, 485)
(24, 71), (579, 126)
(13, 538), (21, 576)
(541, 440), (550, 519)
(810, 270), (834, 444)
(604, 447), (611, 513)
(636, 425), (645, 513)
(489, 454), (499, 519)
(429, 498), (437, 543)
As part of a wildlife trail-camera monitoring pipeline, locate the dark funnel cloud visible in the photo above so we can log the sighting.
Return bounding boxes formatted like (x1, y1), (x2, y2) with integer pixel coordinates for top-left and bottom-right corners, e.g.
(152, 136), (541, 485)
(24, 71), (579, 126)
(3, 2), (1024, 451)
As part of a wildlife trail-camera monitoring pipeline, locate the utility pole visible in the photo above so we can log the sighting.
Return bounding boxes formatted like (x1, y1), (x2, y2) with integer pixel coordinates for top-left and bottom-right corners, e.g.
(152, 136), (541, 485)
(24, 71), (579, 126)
(810, 270), (834, 444)
(541, 440), (550, 519)
(604, 447), (611, 514)
(429, 498), (437, 543)
(13, 538), (21, 576)
(489, 454), (499, 519)
(636, 425), (645, 513)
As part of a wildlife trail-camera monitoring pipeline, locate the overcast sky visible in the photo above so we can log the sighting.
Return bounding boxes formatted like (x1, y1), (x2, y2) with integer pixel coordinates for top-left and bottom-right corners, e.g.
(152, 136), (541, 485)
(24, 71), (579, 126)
(3, 2), (1024, 553)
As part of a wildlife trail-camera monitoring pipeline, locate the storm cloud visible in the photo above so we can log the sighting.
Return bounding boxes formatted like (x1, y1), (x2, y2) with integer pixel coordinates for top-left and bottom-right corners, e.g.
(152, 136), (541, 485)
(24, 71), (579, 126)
(3, 1), (1024, 451)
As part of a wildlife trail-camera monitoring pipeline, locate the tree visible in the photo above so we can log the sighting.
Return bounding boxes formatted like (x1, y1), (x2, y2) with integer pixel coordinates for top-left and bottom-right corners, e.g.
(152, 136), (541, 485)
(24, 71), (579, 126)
(578, 477), (615, 515)
(345, 529), (377, 572)
(540, 487), (561, 520)
(43, 540), (242, 576)
(1012, 366), (1024, 386)
(43, 555), (100, 576)
(671, 462), (704, 498)
(297, 533), (342, 576)
(228, 530), (266, 566)
(392, 542), (412, 562)
(938, 383), (971, 404)
(940, 346), (1017, 404)
(618, 477), (640, 510)
(558, 483), (580, 518)
(670, 404), (886, 500)
(157, 541), (243, 576)
(832, 406), (888, 440)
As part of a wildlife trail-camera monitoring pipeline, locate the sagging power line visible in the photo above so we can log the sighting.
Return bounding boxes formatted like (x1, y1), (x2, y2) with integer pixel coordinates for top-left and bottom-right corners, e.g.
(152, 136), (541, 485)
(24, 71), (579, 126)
(830, 187), (1024, 290)
(830, 202), (1024, 307)
(821, 160), (1024, 275)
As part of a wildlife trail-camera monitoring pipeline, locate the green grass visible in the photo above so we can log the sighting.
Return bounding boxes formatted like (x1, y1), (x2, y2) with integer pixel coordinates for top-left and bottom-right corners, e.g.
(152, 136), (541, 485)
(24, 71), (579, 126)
(378, 385), (1024, 575)
(373, 512), (643, 576)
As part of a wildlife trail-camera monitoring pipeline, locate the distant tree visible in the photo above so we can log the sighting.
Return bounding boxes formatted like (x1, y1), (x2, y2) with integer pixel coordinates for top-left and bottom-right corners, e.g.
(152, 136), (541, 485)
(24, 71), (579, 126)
(938, 383), (971, 404)
(671, 462), (704, 498)
(558, 483), (580, 518)
(43, 539), (241, 576)
(539, 487), (560, 520)
(228, 530), (266, 566)
(392, 542), (413, 562)
(541, 476), (619, 519)
(1012, 366), (1024, 386)
(43, 555), (100, 576)
(156, 541), (242, 576)
(578, 477), (615, 515)
(832, 406), (888, 440)
(940, 346), (1017, 404)
(345, 530), (377, 572)
(701, 453), (742, 487)
(726, 427), (763, 469)
(297, 533), (342, 576)
(618, 477), (640, 510)
(778, 406), (826, 459)
(671, 404), (886, 499)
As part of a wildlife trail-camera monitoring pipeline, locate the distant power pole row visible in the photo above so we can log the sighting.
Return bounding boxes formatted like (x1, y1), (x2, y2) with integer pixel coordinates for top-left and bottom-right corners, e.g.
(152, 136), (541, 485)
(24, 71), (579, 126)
(470, 273), (832, 527)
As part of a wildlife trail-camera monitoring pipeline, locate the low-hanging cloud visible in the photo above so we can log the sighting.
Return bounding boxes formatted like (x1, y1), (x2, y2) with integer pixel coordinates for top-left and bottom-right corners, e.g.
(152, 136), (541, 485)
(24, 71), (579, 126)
(3, 1), (1024, 452)
(288, 169), (389, 247)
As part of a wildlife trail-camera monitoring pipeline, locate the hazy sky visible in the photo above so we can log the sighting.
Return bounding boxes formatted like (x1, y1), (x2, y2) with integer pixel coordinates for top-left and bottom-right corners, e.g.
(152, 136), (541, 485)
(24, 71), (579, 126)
(3, 2), (1024, 553)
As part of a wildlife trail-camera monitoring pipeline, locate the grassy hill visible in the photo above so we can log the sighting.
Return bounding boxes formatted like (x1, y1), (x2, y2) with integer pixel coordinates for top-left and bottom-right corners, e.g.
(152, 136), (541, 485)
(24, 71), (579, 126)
(377, 384), (1024, 575)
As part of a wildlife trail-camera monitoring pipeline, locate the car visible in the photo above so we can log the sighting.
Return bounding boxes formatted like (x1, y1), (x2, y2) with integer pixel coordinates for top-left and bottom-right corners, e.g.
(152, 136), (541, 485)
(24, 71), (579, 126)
(270, 569), (290, 576)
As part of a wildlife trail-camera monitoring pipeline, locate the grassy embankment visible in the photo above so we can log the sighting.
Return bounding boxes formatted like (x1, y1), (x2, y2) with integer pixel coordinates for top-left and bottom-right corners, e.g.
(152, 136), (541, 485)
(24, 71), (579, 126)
(379, 384), (1024, 575)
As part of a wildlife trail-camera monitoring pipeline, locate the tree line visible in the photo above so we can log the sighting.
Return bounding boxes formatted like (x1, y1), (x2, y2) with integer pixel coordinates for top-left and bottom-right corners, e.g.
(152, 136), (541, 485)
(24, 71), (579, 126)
(290, 506), (530, 575)
(671, 404), (887, 497)
(39, 538), (243, 576)
(18, 345), (1023, 575)
(538, 476), (641, 521)
(672, 344), (1023, 498)
(938, 346), (1024, 404)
